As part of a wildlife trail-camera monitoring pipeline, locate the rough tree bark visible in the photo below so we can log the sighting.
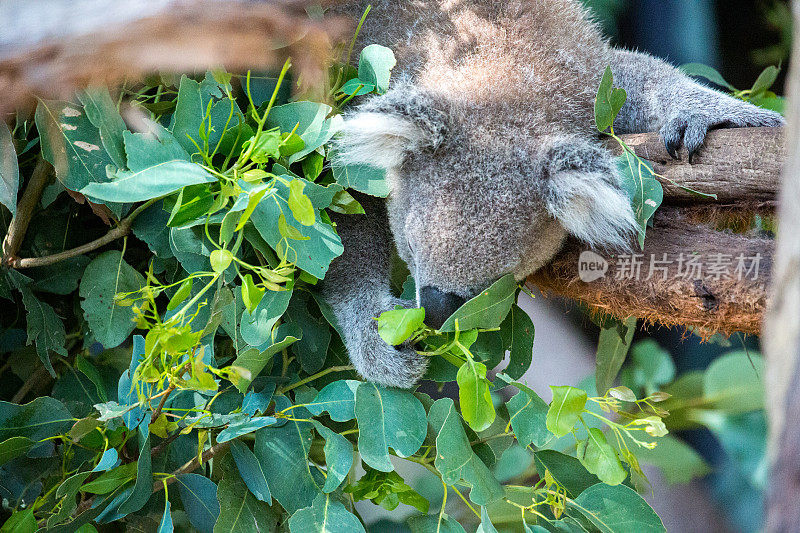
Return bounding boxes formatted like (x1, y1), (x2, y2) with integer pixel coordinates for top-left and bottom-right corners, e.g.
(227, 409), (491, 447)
(528, 127), (784, 336)
(764, 3), (800, 532)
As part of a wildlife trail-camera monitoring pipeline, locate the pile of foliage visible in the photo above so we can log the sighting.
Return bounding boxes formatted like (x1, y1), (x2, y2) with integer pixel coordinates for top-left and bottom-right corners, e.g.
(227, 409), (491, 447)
(0, 24), (772, 533)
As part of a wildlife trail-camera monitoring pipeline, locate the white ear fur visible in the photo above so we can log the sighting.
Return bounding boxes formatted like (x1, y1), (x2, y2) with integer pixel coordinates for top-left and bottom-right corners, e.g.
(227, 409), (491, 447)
(546, 170), (639, 250)
(334, 112), (428, 170)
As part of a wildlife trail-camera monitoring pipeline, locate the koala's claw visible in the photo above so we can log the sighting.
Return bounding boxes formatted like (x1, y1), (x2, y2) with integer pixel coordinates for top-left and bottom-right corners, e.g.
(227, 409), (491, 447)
(660, 106), (784, 165)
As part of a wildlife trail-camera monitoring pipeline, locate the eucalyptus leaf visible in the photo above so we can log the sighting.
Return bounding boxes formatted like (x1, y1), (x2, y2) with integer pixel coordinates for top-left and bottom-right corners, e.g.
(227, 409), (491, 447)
(0, 121), (19, 215)
(439, 275), (517, 332)
(546, 386), (587, 437)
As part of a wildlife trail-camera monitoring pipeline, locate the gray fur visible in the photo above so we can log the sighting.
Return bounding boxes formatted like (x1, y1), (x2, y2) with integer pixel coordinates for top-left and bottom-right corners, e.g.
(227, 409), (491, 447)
(322, 0), (785, 388)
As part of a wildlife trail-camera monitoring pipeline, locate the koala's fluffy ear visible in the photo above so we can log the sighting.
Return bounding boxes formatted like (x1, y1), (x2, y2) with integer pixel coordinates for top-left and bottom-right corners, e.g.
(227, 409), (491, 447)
(334, 84), (447, 171)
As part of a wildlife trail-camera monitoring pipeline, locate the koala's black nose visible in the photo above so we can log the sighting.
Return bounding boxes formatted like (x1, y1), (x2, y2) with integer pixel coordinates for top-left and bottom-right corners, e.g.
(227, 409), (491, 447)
(419, 286), (467, 330)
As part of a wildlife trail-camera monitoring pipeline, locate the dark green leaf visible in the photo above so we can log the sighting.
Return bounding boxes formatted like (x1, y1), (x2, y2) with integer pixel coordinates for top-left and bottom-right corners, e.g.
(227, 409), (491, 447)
(595, 316), (637, 396)
(0, 121), (19, 215)
(0, 437), (34, 468)
(408, 514), (467, 533)
(176, 474), (221, 533)
(265, 102), (343, 164)
(355, 382), (427, 472)
(500, 304), (534, 379)
(229, 440), (272, 503)
(504, 382), (551, 449)
(254, 413), (321, 513)
(439, 275), (516, 332)
(231, 325), (299, 393)
(546, 386), (587, 437)
(78, 87), (127, 169)
(167, 184), (214, 227)
(457, 358), (495, 432)
(428, 398), (504, 505)
(533, 450), (599, 498)
(331, 162), (389, 197)
(79, 250), (145, 348)
(312, 421), (353, 493)
(306, 380), (359, 421)
(377, 307), (425, 345)
(679, 63), (737, 91)
(288, 493), (365, 533)
(214, 469), (276, 533)
(617, 152), (663, 249)
(750, 66), (780, 97)
(82, 159), (216, 203)
(567, 483), (665, 533)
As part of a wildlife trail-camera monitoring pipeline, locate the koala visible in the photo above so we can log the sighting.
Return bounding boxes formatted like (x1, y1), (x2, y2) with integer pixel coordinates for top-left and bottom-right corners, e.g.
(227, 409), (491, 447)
(320, 0), (784, 388)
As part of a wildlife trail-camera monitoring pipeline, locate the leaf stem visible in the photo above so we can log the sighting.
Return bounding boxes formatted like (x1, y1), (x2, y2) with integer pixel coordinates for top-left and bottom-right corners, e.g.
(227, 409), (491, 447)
(278, 365), (354, 394)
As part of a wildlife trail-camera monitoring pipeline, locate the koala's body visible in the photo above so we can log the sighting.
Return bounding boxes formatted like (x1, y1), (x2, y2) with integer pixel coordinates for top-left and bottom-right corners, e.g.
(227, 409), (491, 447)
(321, 0), (783, 388)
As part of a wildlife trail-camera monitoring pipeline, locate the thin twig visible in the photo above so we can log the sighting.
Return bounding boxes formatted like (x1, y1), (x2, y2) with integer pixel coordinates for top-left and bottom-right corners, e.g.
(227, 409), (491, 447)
(7, 198), (156, 269)
(11, 364), (49, 403)
(1, 156), (52, 266)
(153, 441), (230, 492)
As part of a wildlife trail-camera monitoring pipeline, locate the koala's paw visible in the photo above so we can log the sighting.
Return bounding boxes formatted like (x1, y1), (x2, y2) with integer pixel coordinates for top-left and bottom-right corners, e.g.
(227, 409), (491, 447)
(660, 106), (784, 163)
(349, 300), (428, 389)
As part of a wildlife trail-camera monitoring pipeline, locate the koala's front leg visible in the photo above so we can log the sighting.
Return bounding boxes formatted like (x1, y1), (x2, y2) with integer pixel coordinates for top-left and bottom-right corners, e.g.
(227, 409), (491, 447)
(320, 194), (427, 389)
(610, 49), (784, 162)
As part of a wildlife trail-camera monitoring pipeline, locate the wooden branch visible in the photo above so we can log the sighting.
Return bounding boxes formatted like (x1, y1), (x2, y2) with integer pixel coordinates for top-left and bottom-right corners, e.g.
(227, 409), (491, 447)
(0, 0), (352, 115)
(531, 127), (784, 336)
(529, 207), (773, 335)
(0, 156), (52, 266)
(606, 127), (785, 204)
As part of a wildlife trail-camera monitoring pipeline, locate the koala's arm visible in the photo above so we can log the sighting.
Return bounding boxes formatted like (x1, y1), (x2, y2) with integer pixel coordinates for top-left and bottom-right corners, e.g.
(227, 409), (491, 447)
(320, 194), (427, 388)
(610, 49), (784, 160)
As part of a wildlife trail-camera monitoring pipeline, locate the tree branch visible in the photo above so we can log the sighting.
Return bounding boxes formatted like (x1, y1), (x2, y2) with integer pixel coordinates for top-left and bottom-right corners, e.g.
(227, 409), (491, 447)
(531, 127), (784, 336)
(1, 156), (52, 266)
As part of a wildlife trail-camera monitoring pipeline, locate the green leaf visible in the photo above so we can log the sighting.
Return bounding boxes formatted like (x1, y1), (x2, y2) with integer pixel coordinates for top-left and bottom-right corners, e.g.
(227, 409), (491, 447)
(0, 121), (19, 215)
(217, 416), (277, 443)
(244, 130), (281, 163)
(594, 66), (627, 132)
(158, 499), (173, 533)
(79, 251), (145, 348)
(504, 382), (551, 449)
(306, 379), (359, 421)
(7, 270), (66, 376)
(81, 463), (138, 494)
(167, 184), (214, 227)
(408, 514), (467, 533)
(679, 63), (737, 91)
(567, 483), (665, 533)
(214, 469), (276, 533)
(248, 179), (343, 278)
(631, 435), (710, 484)
(239, 288), (293, 347)
(231, 325), (299, 393)
(265, 102), (343, 164)
(331, 162), (389, 197)
(118, 421), (152, 515)
(457, 358), (495, 432)
(301, 152), (324, 181)
(312, 421), (353, 493)
(329, 189), (365, 214)
(254, 412), (322, 513)
(578, 428), (626, 485)
(210, 249), (233, 273)
(78, 87), (128, 169)
(439, 275), (517, 332)
(626, 340), (675, 395)
(533, 450), (599, 498)
(0, 437), (34, 468)
(358, 45), (397, 94)
(124, 121), (191, 169)
(355, 382), (427, 471)
(428, 398), (504, 505)
(82, 159), (216, 203)
(171, 74), (242, 156)
(240, 274), (265, 314)
(167, 278), (193, 311)
(546, 386), (587, 437)
(285, 295), (331, 374)
(500, 304), (535, 379)
(617, 151), (663, 249)
(476, 506), (500, 533)
(377, 307), (425, 345)
(288, 493), (366, 533)
(750, 65), (780, 97)
(703, 351), (764, 413)
(595, 316), (637, 396)
(229, 439), (272, 503)
(176, 474), (221, 533)
(339, 78), (375, 96)
(35, 99), (117, 193)
(288, 179), (316, 226)
(1, 508), (36, 533)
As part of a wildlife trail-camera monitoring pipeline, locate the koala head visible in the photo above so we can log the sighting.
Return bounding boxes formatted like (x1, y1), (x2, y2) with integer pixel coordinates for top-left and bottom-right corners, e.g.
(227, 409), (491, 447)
(335, 81), (636, 327)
